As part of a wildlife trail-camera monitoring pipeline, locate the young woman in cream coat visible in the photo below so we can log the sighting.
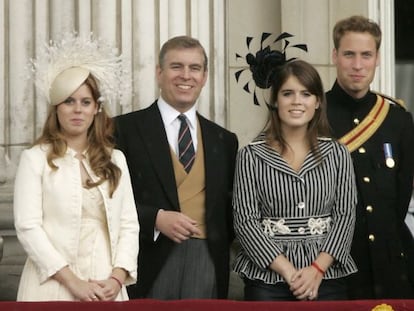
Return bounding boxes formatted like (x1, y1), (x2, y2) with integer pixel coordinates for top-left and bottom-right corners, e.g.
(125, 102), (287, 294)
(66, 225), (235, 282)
(14, 56), (139, 301)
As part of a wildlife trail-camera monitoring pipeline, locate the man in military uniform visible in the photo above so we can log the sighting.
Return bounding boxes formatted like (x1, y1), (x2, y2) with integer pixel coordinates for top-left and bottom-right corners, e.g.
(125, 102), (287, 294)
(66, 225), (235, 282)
(326, 15), (414, 299)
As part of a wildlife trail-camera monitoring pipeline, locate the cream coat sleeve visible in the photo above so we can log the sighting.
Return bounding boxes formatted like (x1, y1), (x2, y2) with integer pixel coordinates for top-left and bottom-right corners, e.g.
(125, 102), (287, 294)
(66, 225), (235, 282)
(110, 150), (139, 285)
(14, 147), (68, 282)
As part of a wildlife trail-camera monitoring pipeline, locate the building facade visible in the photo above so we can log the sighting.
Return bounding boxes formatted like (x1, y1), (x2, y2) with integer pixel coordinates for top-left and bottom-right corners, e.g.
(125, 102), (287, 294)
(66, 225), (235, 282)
(0, 0), (400, 300)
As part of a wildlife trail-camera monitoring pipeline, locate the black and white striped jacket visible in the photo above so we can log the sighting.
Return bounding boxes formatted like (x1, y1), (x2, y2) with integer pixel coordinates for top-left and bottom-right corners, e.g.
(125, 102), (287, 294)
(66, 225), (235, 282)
(233, 135), (358, 284)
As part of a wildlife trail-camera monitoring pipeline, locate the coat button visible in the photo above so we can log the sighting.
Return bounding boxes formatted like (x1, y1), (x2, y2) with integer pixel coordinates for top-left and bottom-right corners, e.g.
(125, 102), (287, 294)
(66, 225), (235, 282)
(368, 234), (375, 242)
(358, 147), (366, 153)
(363, 177), (370, 183)
(366, 205), (373, 213)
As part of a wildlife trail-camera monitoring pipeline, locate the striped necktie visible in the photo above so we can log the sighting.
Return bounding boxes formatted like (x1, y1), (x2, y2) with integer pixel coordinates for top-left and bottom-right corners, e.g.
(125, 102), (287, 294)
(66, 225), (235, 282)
(177, 114), (195, 173)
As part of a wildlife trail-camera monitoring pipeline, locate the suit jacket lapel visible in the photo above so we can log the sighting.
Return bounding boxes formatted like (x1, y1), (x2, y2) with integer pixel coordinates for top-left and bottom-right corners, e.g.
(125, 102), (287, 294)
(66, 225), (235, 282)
(198, 115), (219, 215)
(137, 102), (180, 210)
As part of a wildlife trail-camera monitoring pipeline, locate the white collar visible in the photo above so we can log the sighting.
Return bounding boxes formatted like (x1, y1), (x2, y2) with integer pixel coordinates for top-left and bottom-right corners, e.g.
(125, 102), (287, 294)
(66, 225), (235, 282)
(157, 96), (197, 128)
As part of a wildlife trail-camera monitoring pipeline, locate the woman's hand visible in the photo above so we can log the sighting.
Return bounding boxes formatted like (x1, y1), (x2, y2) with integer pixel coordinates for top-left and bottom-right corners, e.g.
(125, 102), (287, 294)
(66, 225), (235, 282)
(53, 266), (105, 301)
(269, 255), (297, 286)
(89, 267), (127, 301)
(289, 265), (323, 300)
(290, 254), (332, 300)
(89, 278), (121, 301)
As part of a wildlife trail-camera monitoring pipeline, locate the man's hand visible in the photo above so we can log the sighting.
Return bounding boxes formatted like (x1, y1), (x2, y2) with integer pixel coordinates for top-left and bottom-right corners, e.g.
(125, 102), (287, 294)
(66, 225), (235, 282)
(155, 210), (202, 243)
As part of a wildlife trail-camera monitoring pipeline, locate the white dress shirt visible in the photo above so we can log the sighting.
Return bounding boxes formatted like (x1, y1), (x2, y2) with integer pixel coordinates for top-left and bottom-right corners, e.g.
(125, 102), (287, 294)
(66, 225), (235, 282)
(157, 96), (198, 154)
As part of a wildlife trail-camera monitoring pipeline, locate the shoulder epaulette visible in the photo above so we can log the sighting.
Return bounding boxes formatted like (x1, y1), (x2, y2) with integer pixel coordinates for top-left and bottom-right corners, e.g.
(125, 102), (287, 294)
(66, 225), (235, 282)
(372, 90), (407, 110)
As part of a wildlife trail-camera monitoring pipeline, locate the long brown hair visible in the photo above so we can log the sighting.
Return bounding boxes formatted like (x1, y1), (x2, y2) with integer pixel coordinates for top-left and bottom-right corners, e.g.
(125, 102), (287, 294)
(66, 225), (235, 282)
(35, 74), (121, 197)
(265, 60), (331, 161)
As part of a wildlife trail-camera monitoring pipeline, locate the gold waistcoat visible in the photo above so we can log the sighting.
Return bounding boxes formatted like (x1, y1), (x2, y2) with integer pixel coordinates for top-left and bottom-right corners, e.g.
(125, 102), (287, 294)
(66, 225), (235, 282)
(170, 122), (206, 239)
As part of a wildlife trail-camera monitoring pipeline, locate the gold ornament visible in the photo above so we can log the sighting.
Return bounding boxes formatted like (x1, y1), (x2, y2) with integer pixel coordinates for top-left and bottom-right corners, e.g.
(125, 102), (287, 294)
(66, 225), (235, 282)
(372, 303), (394, 311)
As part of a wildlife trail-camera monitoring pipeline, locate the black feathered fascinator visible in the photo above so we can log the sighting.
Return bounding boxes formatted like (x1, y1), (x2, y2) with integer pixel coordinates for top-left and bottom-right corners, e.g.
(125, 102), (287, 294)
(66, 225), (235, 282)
(235, 32), (307, 107)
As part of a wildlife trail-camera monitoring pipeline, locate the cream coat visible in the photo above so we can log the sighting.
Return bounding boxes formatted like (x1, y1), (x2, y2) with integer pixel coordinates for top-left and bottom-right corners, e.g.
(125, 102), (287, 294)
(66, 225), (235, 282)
(14, 145), (139, 297)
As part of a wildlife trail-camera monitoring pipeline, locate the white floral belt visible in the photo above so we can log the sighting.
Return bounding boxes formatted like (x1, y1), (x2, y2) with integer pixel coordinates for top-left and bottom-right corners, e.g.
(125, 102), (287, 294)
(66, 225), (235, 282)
(262, 215), (332, 237)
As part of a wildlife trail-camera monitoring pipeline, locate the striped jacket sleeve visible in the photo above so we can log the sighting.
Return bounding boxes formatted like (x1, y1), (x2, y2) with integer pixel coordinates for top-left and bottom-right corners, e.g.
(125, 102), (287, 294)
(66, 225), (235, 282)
(320, 143), (357, 264)
(233, 146), (284, 269)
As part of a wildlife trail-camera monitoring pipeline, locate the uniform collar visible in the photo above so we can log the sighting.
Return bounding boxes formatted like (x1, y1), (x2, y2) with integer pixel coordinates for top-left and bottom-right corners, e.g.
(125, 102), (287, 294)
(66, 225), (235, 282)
(331, 80), (376, 110)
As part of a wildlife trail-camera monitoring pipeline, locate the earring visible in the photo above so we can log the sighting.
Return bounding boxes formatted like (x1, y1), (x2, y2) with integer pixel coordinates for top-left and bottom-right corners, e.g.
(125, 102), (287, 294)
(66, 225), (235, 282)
(97, 96), (104, 113)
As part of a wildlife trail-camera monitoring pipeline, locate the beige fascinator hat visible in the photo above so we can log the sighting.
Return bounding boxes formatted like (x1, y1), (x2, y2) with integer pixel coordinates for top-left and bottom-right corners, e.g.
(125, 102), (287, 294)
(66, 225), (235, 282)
(49, 67), (90, 105)
(29, 32), (130, 107)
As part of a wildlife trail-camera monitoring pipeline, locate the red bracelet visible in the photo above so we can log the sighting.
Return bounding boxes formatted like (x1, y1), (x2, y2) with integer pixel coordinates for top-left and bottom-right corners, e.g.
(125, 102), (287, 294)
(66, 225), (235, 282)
(311, 262), (325, 275)
(110, 275), (123, 288)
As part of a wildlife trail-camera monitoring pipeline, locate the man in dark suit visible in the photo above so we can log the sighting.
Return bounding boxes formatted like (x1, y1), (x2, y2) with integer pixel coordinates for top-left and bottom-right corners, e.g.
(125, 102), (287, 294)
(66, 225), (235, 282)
(326, 15), (414, 299)
(114, 36), (238, 299)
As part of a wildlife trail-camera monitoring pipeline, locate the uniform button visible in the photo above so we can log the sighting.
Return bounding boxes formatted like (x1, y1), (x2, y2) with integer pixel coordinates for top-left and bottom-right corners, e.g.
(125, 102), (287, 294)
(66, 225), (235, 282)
(368, 234), (375, 242)
(358, 147), (366, 153)
(401, 252), (405, 257)
(297, 202), (305, 209)
(353, 118), (360, 125)
(366, 205), (373, 213)
(363, 177), (370, 183)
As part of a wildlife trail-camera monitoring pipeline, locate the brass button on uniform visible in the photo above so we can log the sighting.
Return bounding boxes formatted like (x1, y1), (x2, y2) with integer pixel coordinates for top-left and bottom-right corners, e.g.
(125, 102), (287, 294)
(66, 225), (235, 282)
(363, 177), (370, 183)
(358, 147), (366, 153)
(366, 205), (373, 213)
(353, 118), (360, 125)
(368, 234), (375, 242)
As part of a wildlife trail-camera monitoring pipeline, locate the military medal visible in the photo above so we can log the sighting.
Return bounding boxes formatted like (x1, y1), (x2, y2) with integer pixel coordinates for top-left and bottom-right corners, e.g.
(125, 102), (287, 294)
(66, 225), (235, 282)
(383, 143), (395, 168)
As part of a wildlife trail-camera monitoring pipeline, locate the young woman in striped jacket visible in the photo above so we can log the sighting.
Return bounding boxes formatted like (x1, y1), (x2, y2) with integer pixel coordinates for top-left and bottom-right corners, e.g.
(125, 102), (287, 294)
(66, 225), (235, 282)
(233, 59), (357, 301)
